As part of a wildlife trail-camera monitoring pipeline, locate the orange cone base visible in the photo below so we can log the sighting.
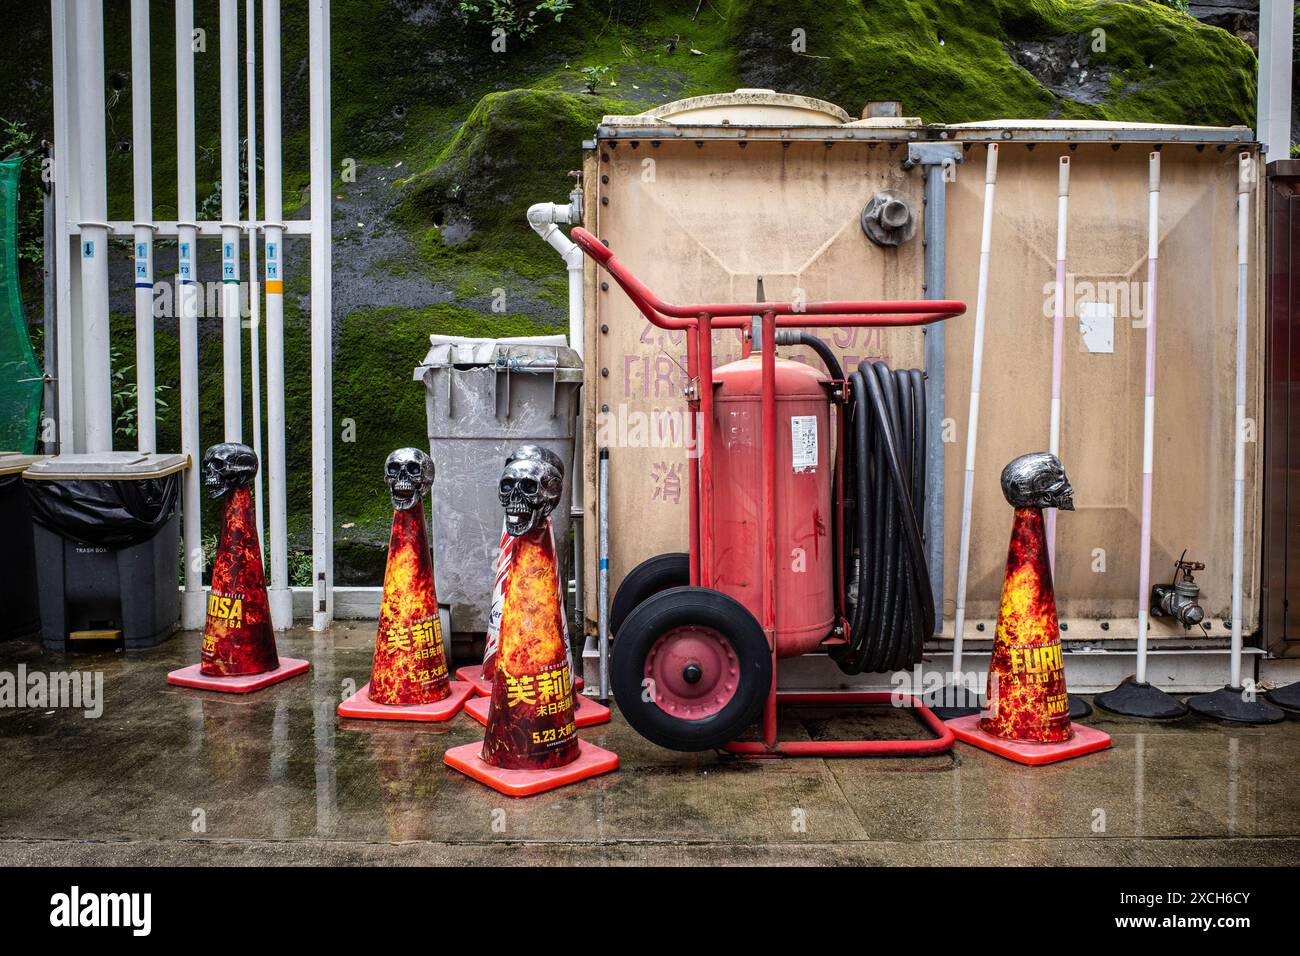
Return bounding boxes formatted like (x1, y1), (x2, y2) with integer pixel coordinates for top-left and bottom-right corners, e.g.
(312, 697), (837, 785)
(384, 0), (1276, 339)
(463, 692), (610, 729)
(444, 738), (618, 798)
(457, 663), (583, 698)
(338, 680), (474, 722)
(456, 664), (493, 697)
(168, 658), (310, 694)
(947, 715), (1111, 766)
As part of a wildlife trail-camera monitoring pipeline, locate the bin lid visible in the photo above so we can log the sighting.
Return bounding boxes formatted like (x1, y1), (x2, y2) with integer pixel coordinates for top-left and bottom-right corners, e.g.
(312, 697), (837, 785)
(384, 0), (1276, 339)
(414, 334), (582, 382)
(22, 451), (190, 481)
(0, 452), (47, 477)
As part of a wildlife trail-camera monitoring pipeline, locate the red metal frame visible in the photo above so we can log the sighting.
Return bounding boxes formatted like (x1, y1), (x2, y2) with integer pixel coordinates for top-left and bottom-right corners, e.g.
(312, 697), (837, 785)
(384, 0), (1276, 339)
(572, 227), (965, 757)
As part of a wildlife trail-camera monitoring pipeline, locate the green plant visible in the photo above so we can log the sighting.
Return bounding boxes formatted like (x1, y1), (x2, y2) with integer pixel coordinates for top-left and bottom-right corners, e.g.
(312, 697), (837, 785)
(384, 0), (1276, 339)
(1, 118), (45, 274)
(110, 348), (173, 444)
(287, 548), (313, 588)
(457, 0), (573, 40)
(1156, 0), (1190, 13)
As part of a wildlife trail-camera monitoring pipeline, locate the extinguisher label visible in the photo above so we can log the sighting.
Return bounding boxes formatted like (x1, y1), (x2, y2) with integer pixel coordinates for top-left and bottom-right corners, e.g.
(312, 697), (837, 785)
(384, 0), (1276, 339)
(791, 415), (818, 472)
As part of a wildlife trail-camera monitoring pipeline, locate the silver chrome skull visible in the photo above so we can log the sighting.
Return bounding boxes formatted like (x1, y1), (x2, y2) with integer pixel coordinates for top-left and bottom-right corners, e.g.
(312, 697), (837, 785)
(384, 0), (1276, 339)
(201, 442), (258, 500)
(499, 445), (563, 537)
(384, 448), (435, 511)
(1000, 452), (1074, 511)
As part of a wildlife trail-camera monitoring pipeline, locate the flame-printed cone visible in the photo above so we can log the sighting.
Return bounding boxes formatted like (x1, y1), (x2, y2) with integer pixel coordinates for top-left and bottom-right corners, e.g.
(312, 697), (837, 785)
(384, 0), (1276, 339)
(946, 504), (1109, 764)
(169, 483), (309, 692)
(457, 522), (582, 697)
(445, 519), (617, 795)
(338, 503), (473, 721)
(370, 505), (451, 705)
(979, 506), (1070, 742)
(481, 524), (578, 770)
(202, 485), (278, 677)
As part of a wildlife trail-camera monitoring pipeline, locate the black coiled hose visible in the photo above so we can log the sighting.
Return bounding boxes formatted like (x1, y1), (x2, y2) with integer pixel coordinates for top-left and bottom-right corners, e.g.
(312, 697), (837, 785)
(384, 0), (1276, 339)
(779, 333), (933, 674)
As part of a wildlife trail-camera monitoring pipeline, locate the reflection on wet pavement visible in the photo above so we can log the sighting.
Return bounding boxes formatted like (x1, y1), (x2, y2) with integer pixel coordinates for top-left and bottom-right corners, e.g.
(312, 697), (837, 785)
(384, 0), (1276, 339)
(0, 625), (1297, 865)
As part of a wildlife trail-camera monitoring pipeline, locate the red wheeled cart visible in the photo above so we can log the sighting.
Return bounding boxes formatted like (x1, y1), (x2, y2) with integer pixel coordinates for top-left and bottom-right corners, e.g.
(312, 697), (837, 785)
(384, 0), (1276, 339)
(573, 227), (965, 757)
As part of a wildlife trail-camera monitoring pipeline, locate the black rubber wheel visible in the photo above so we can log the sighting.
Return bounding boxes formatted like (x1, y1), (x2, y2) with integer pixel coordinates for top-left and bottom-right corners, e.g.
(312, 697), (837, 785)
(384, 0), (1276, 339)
(609, 551), (690, 637)
(612, 586), (772, 751)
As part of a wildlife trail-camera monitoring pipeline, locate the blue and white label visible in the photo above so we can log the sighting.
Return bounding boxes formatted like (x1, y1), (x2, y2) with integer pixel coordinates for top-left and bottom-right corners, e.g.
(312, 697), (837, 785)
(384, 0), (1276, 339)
(134, 241), (149, 281)
(221, 242), (236, 280)
(178, 242), (192, 282)
(81, 240), (94, 259)
(266, 242), (277, 261)
(265, 242), (279, 280)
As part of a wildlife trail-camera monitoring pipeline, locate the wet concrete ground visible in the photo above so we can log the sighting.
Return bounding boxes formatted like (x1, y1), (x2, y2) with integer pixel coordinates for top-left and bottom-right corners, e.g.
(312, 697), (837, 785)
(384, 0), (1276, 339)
(0, 625), (1297, 866)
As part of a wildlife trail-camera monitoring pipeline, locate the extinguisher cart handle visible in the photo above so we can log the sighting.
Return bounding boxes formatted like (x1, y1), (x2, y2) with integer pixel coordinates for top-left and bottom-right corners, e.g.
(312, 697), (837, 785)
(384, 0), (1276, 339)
(570, 227), (966, 329)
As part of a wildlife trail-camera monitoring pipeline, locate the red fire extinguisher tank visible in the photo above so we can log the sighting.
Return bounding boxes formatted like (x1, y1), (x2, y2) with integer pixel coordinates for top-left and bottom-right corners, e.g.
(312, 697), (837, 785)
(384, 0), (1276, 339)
(709, 353), (834, 657)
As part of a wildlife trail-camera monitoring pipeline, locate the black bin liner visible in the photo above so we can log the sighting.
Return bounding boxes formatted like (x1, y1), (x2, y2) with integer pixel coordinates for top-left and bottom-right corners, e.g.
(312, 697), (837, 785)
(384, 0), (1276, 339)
(25, 473), (179, 549)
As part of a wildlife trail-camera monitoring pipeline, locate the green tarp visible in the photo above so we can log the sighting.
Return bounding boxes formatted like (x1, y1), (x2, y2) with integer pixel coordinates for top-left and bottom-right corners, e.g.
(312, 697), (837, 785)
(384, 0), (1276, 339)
(0, 157), (40, 453)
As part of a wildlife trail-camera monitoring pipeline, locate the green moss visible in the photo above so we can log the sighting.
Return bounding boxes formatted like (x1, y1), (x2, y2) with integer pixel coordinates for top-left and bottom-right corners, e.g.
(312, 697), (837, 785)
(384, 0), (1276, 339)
(729, 0), (1255, 126)
(399, 89), (606, 274)
(329, 303), (557, 533)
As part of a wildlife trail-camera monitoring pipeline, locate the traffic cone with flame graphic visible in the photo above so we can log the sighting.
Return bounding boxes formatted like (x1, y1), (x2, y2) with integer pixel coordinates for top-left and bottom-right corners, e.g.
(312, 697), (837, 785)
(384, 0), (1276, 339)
(339, 448), (472, 720)
(168, 444), (309, 693)
(946, 453), (1110, 765)
(457, 522), (584, 699)
(445, 445), (616, 796)
(461, 522), (606, 728)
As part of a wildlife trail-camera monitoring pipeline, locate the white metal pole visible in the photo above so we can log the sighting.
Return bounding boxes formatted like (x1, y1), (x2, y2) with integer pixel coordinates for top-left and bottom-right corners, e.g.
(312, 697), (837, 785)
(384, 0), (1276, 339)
(177, 0), (205, 629)
(1135, 152), (1161, 685)
(951, 143), (999, 681)
(245, 0), (266, 551)
(219, 0), (243, 441)
(130, 0), (156, 453)
(50, 0), (77, 451)
(309, 0), (334, 630)
(1229, 152), (1254, 689)
(1045, 155), (1069, 571)
(263, 0), (291, 628)
(73, 0), (112, 453)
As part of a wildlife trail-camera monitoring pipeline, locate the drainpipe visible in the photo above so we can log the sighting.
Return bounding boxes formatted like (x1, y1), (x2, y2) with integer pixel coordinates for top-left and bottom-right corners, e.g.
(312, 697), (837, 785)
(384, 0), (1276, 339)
(176, 0), (205, 629)
(1045, 155), (1069, 571)
(130, 0), (156, 453)
(528, 185), (586, 670)
(527, 183), (585, 356)
(219, 0), (243, 441)
(263, 0), (291, 629)
(951, 144), (1000, 689)
(903, 141), (963, 631)
(74, 1), (112, 453)
(245, 0), (266, 551)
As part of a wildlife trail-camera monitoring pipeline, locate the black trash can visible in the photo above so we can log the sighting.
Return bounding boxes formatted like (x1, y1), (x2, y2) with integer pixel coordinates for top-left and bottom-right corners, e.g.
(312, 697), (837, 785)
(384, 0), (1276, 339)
(23, 452), (189, 651)
(0, 453), (45, 641)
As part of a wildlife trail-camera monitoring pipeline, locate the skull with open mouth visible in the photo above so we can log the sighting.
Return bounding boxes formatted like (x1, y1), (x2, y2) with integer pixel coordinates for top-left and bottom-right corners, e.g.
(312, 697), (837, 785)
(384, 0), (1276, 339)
(1000, 451), (1074, 511)
(201, 442), (258, 500)
(499, 444), (563, 537)
(384, 447), (435, 511)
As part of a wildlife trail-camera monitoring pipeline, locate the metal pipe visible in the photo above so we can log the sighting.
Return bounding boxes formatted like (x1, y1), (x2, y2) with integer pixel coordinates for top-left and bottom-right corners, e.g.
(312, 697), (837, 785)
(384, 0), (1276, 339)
(263, 0), (291, 628)
(597, 447), (610, 703)
(176, 0), (205, 629)
(73, 0), (112, 453)
(219, 0), (243, 441)
(951, 143), (1000, 676)
(922, 159), (948, 630)
(697, 311), (714, 587)
(1135, 151), (1161, 685)
(1045, 155), (1069, 570)
(130, 0), (156, 453)
(49, 2), (76, 451)
(1229, 152), (1254, 688)
(245, 0), (266, 552)
(308, 0), (334, 630)
(42, 148), (57, 454)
